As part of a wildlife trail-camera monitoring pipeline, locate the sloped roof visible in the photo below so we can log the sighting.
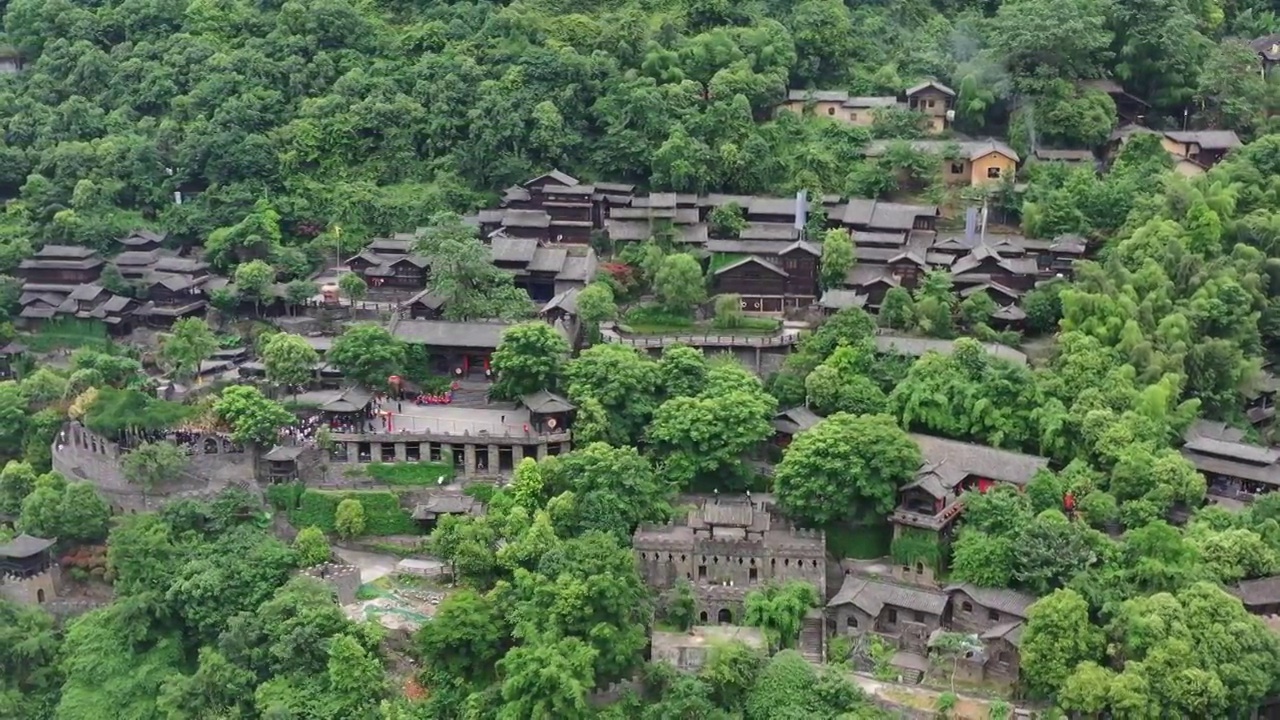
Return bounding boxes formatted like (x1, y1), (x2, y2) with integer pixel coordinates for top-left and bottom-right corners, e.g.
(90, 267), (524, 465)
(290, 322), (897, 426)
(865, 139), (1020, 163)
(1164, 130), (1242, 150)
(713, 256), (788, 277)
(392, 320), (524, 349)
(1232, 575), (1280, 606)
(905, 80), (956, 97)
(521, 390), (575, 414)
(0, 533), (54, 557)
(980, 622), (1025, 648)
(819, 289), (869, 310)
(774, 406), (823, 435)
(1049, 234), (1087, 254)
(541, 288), (579, 315)
(945, 583), (1037, 618)
(786, 89), (850, 103)
(262, 445), (304, 461)
(490, 235), (539, 264)
(118, 229), (166, 246)
(828, 575), (949, 616)
(34, 244), (97, 259)
(525, 169), (578, 187)
(68, 284), (106, 301)
(739, 222), (800, 241)
(402, 289), (447, 310)
(911, 434), (1050, 488)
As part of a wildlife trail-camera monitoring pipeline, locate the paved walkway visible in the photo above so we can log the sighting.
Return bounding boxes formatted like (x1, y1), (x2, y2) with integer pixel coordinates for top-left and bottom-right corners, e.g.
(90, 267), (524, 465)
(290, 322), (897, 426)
(334, 547), (401, 584)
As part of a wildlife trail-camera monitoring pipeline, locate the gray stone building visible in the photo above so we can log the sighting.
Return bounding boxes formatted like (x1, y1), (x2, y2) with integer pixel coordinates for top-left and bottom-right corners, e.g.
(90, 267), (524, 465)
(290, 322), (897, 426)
(650, 626), (766, 673)
(632, 495), (826, 625)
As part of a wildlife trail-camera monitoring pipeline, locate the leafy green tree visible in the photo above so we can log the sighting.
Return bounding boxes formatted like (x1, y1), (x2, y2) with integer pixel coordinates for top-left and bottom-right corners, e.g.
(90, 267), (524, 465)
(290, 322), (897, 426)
(416, 212), (531, 321)
(774, 413), (920, 526)
(959, 291), (996, 329)
(988, 0), (1115, 82)
(325, 633), (387, 717)
(653, 253), (706, 316)
(647, 362), (776, 488)
(541, 442), (671, 540)
(1019, 588), (1104, 697)
(0, 598), (61, 718)
(261, 332), (320, 398)
(743, 581), (819, 650)
(17, 480), (62, 539)
(950, 531), (1016, 587)
(18, 369), (67, 409)
(233, 260), (276, 317)
(415, 589), (508, 684)
(338, 272), (367, 303)
(700, 639), (764, 712)
(213, 386), (293, 446)
(505, 531), (650, 682)
(283, 280), (316, 315)
(658, 344), (710, 399)
(496, 637), (596, 720)
(293, 526), (331, 567)
(574, 282), (616, 328)
(161, 318), (220, 383)
(327, 324), (406, 388)
(877, 286), (915, 330)
(713, 293), (745, 329)
(120, 441), (188, 494)
(157, 648), (256, 720)
(335, 499), (365, 538)
(491, 322), (570, 399)
(55, 482), (110, 542)
(818, 229), (854, 292)
(708, 202), (747, 238)
(664, 579), (697, 631)
(0, 460), (37, 515)
(565, 345), (661, 446)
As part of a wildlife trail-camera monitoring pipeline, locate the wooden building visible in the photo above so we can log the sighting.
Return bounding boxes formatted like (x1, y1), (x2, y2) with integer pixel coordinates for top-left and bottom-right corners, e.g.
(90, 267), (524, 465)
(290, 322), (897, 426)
(904, 80), (956, 133)
(391, 320), (569, 379)
(864, 139), (1020, 186)
(18, 245), (104, 285)
(1181, 421), (1280, 505)
(890, 434), (1050, 548)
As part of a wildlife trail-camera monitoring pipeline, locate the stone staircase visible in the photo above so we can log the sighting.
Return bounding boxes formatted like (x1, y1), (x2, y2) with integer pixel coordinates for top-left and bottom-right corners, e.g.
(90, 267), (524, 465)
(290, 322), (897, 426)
(800, 611), (825, 663)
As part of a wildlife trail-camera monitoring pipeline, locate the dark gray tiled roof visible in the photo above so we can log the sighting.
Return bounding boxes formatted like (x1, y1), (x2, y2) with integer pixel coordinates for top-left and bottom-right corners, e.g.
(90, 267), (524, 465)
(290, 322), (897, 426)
(828, 575), (949, 616)
(0, 533), (54, 557)
(945, 584), (1037, 618)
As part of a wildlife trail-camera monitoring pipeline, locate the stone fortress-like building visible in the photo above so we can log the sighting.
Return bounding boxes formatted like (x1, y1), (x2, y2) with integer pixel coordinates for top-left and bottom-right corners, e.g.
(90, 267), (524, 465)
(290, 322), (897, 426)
(633, 494), (826, 625)
(0, 533), (59, 606)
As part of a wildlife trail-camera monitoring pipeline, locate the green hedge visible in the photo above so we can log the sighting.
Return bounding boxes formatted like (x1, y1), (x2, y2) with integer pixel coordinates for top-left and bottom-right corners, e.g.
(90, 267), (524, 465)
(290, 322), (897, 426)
(265, 482), (304, 511)
(365, 461), (455, 486)
(290, 488), (418, 536)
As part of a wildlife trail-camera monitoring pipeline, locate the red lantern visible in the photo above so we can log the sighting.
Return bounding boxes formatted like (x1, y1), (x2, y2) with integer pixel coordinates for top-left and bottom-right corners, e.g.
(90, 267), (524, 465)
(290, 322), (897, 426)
(388, 375), (402, 387)
(1064, 492), (1076, 511)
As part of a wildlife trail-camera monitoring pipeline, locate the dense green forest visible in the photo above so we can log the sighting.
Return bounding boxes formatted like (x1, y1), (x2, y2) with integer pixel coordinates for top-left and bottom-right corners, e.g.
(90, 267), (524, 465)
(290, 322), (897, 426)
(3, 0), (1280, 718)
(0, 0), (1276, 259)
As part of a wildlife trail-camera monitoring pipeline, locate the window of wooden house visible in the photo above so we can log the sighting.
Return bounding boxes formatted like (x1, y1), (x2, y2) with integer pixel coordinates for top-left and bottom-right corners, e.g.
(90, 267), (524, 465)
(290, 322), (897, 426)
(987, 166), (1002, 178)
(988, 609), (1000, 622)
(961, 601), (972, 613)
(887, 608), (897, 623)
(914, 611), (924, 623)
(846, 616), (858, 629)
(849, 113), (858, 121)
(996, 651), (1010, 663)
(928, 99), (936, 108)
(827, 107), (836, 116)
(950, 162), (964, 174)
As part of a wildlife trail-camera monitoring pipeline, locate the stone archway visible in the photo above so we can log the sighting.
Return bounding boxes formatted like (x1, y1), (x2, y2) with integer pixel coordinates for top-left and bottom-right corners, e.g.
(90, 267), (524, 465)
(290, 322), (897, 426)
(717, 608), (732, 624)
(699, 610), (709, 623)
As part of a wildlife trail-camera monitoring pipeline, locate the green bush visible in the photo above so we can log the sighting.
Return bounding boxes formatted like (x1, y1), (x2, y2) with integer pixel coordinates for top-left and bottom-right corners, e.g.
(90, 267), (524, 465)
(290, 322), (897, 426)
(364, 461), (455, 486)
(266, 482), (304, 511)
(621, 304), (695, 333)
(290, 489), (417, 536)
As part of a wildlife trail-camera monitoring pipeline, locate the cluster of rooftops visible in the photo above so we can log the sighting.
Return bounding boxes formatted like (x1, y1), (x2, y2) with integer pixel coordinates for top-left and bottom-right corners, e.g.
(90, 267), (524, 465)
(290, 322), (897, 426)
(17, 231), (225, 330)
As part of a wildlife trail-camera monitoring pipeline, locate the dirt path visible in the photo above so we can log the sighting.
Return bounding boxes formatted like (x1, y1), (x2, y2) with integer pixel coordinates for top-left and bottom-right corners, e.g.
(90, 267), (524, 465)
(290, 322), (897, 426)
(848, 673), (1013, 719)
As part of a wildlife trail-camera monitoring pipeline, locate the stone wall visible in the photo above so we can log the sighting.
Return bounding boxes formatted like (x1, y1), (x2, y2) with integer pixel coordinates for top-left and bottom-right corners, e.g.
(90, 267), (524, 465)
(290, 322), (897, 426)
(53, 422), (262, 513)
(0, 567), (59, 605)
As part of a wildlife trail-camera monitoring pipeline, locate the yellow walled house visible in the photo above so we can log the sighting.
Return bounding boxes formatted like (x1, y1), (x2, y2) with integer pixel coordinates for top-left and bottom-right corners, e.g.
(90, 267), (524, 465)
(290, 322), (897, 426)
(864, 139), (1020, 187)
(904, 81), (956, 133)
(782, 79), (956, 134)
(780, 90), (902, 127)
(1108, 125), (1242, 170)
